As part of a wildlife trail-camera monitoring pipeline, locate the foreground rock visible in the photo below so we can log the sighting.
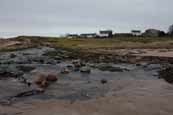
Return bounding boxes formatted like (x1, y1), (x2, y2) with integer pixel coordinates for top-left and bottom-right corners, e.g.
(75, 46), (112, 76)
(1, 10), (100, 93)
(61, 68), (70, 74)
(0, 70), (23, 79)
(159, 67), (173, 84)
(80, 67), (91, 73)
(96, 64), (129, 72)
(46, 74), (58, 82)
(17, 65), (35, 73)
(34, 74), (47, 92)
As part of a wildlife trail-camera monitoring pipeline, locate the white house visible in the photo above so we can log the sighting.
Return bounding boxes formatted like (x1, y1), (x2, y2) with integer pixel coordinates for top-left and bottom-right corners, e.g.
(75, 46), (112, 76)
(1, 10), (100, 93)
(80, 33), (97, 38)
(131, 30), (142, 36)
(66, 34), (79, 38)
(99, 30), (113, 38)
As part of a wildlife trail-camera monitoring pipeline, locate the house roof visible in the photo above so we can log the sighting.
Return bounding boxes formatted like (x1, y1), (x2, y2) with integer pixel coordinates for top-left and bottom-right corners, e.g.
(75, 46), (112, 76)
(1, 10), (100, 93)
(80, 33), (97, 36)
(99, 30), (112, 34)
(131, 30), (141, 33)
(67, 34), (79, 36)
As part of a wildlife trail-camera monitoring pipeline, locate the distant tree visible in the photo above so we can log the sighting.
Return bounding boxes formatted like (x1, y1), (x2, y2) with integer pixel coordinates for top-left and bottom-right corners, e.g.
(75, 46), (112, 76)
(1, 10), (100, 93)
(159, 31), (166, 37)
(168, 25), (173, 35)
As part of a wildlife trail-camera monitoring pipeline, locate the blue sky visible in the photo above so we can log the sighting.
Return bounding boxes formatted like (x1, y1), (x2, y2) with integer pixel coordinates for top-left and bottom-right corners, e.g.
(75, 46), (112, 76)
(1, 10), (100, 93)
(0, 0), (173, 37)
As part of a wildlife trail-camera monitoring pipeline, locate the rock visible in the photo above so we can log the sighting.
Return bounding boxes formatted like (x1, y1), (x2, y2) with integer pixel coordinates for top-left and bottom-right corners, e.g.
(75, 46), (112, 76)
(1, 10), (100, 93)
(17, 65), (35, 72)
(0, 71), (19, 78)
(61, 68), (70, 74)
(66, 65), (74, 71)
(32, 57), (45, 64)
(36, 87), (45, 93)
(96, 64), (128, 72)
(10, 53), (16, 58)
(81, 62), (86, 67)
(74, 68), (80, 72)
(39, 59), (45, 64)
(46, 60), (57, 65)
(87, 63), (95, 68)
(101, 79), (108, 84)
(13, 90), (37, 98)
(72, 60), (82, 68)
(54, 56), (62, 60)
(34, 74), (47, 88)
(80, 67), (91, 73)
(66, 64), (74, 68)
(159, 67), (173, 84)
(46, 74), (58, 82)
(22, 53), (30, 56)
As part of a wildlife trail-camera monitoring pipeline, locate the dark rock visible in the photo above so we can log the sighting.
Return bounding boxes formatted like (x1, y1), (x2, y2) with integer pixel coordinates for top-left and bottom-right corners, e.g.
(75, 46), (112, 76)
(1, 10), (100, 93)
(136, 63), (142, 66)
(54, 56), (62, 60)
(80, 67), (91, 73)
(0, 71), (19, 78)
(72, 60), (82, 68)
(39, 59), (45, 64)
(66, 65), (74, 71)
(27, 82), (32, 87)
(17, 66), (35, 72)
(67, 64), (74, 68)
(22, 53), (30, 56)
(74, 68), (80, 72)
(97, 64), (128, 72)
(101, 79), (108, 84)
(32, 57), (45, 64)
(10, 53), (16, 58)
(46, 60), (57, 65)
(159, 67), (173, 84)
(61, 68), (70, 74)
(13, 90), (37, 98)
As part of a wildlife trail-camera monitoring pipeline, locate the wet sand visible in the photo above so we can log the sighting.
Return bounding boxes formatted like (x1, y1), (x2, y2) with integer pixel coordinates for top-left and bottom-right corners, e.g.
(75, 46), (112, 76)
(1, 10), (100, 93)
(1, 79), (173, 115)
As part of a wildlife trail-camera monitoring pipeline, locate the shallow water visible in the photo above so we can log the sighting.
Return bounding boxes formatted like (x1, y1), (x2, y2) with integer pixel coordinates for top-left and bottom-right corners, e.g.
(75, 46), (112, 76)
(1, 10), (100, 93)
(0, 47), (172, 104)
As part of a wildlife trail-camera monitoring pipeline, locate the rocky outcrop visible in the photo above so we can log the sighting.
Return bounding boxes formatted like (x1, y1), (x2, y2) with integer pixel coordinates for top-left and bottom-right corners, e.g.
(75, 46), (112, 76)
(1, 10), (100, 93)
(159, 67), (173, 84)
(80, 67), (91, 73)
(46, 74), (58, 82)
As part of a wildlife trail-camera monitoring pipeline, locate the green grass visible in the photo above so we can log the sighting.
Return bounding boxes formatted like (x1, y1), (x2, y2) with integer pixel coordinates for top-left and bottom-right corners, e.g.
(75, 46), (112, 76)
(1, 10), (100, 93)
(46, 37), (173, 49)
(10, 36), (173, 50)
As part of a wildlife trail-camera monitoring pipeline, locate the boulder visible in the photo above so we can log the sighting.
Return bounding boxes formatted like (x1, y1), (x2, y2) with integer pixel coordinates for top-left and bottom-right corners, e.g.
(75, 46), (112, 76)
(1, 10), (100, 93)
(10, 53), (16, 58)
(96, 64), (128, 72)
(17, 65), (35, 72)
(46, 60), (57, 65)
(159, 67), (173, 84)
(34, 74), (47, 88)
(72, 60), (82, 68)
(80, 67), (91, 73)
(61, 68), (70, 74)
(46, 74), (58, 82)
(101, 79), (108, 84)
(0, 71), (18, 78)
(66, 64), (74, 68)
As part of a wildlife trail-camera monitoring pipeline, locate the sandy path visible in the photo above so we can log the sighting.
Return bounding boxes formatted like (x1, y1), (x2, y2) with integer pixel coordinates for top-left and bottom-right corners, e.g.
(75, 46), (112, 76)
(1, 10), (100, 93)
(0, 40), (21, 48)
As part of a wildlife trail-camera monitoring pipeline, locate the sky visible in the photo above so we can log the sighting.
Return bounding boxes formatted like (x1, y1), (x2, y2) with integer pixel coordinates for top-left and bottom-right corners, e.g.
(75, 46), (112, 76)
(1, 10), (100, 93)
(0, 0), (173, 37)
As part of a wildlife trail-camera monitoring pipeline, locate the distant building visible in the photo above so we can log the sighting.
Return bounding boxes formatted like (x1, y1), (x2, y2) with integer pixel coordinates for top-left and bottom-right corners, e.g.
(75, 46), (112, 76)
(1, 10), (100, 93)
(80, 33), (97, 38)
(131, 30), (142, 36)
(114, 33), (133, 37)
(99, 30), (113, 38)
(143, 29), (161, 37)
(66, 34), (79, 38)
